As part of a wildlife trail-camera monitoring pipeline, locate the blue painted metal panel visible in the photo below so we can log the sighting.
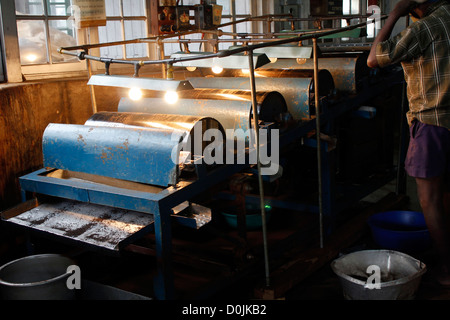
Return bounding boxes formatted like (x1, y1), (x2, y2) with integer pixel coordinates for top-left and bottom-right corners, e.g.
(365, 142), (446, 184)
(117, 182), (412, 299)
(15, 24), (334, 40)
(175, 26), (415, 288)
(19, 169), (163, 214)
(43, 124), (185, 187)
(19, 169), (91, 202)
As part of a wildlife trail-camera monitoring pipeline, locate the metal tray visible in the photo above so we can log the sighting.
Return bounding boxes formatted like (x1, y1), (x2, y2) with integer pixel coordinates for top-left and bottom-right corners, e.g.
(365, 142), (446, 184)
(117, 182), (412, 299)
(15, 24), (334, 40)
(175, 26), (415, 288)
(1, 198), (155, 251)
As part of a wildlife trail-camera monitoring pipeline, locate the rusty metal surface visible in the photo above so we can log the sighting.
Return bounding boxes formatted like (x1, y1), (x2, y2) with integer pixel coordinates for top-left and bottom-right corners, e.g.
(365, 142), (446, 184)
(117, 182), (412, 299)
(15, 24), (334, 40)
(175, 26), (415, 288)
(5, 200), (154, 251)
(171, 201), (212, 229)
(254, 69), (335, 97)
(259, 54), (369, 94)
(118, 92), (287, 138)
(85, 112), (223, 134)
(187, 76), (318, 120)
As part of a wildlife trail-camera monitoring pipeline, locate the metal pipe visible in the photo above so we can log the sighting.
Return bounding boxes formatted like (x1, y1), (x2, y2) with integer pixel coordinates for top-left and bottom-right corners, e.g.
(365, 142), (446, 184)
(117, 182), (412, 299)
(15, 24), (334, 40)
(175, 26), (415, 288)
(313, 38), (324, 249)
(248, 50), (270, 288)
(84, 47), (98, 114)
(59, 16), (385, 70)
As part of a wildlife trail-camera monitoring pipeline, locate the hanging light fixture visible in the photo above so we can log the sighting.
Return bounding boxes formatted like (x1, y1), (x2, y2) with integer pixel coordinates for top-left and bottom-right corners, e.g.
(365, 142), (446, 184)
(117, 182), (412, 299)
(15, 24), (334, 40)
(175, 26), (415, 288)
(229, 45), (313, 60)
(170, 51), (271, 71)
(87, 74), (194, 102)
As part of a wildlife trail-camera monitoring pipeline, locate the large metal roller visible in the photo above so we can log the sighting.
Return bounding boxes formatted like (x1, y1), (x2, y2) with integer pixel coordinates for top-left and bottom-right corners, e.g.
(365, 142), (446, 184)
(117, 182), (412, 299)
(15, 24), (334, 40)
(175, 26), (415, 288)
(85, 112), (223, 134)
(259, 54), (369, 94)
(43, 123), (186, 187)
(118, 90), (288, 139)
(85, 112), (225, 162)
(186, 75), (332, 121)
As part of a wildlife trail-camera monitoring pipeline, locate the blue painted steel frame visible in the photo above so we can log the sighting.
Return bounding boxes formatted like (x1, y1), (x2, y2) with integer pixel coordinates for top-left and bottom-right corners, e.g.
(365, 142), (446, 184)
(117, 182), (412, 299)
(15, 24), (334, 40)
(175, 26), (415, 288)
(19, 162), (250, 300)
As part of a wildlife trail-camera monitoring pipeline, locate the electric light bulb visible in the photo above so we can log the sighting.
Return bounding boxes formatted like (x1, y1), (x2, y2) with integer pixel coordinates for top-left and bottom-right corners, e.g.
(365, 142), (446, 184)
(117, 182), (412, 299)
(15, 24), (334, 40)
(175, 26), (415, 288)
(297, 58), (307, 65)
(26, 54), (38, 62)
(129, 87), (143, 101)
(211, 65), (223, 74)
(186, 66), (197, 72)
(164, 91), (179, 104)
(269, 57), (278, 63)
(241, 69), (250, 74)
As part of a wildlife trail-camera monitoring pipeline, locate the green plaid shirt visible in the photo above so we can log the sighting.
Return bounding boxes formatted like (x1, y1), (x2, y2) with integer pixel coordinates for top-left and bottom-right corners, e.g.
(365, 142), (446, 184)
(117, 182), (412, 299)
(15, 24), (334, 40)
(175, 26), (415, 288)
(376, 0), (450, 130)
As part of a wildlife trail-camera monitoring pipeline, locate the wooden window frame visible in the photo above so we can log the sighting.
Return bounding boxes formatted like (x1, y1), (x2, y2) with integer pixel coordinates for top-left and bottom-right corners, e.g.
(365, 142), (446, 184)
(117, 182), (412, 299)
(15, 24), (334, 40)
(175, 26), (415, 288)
(1, 0), (263, 83)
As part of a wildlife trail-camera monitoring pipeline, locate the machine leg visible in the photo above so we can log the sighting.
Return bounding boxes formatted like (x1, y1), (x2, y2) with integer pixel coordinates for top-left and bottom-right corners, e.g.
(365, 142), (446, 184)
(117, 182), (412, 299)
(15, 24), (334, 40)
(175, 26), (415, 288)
(21, 190), (33, 203)
(153, 205), (175, 300)
(396, 83), (409, 195)
(320, 139), (336, 236)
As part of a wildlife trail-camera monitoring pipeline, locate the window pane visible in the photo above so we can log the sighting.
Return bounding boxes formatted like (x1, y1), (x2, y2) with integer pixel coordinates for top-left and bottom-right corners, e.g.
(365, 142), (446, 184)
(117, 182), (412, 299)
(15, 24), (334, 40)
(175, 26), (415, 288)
(15, 0), (44, 15)
(47, 0), (72, 16)
(181, 0), (198, 5)
(235, 0), (251, 15)
(49, 20), (78, 63)
(105, 0), (121, 17)
(343, 0), (360, 15)
(351, 0), (360, 14)
(124, 20), (148, 58)
(343, 0), (350, 14)
(236, 21), (251, 34)
(218, 18), (233, 50)
(98, 20), (124, 59)
(17, 19), (48, 65)
(216, 0), (230, 15)
(123, 0), (146, 17)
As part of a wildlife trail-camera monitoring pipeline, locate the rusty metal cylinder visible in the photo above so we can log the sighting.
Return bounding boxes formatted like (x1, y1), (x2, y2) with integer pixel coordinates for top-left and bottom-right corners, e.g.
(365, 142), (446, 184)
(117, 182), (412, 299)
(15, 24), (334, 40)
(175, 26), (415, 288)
(118, 90), (288, 137)
(259, 54), (369, 94)
(85, 112), (224, 139)
(187, 75), (332, 121)
(85, 112), (225, 161)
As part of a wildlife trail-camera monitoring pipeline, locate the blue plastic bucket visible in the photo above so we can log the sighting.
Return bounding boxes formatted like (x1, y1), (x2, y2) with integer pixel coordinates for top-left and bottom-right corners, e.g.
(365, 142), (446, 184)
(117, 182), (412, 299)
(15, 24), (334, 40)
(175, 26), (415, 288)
(367, 211), (432, 254)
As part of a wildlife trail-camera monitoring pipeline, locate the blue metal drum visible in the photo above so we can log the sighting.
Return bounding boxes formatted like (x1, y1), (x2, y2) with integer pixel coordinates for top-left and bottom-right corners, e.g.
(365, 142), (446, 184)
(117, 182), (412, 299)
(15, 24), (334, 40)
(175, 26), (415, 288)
(42, 123), (184, 187)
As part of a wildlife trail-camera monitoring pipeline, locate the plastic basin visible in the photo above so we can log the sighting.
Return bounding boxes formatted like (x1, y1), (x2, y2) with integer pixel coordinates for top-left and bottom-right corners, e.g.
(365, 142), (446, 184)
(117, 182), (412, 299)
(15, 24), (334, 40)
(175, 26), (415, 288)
(367, 211), (431, 253)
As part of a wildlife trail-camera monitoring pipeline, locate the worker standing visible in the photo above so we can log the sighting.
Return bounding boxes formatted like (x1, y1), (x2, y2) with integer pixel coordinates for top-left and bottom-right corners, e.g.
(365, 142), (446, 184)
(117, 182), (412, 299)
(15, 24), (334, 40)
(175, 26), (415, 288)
(367, 0), (450, 287)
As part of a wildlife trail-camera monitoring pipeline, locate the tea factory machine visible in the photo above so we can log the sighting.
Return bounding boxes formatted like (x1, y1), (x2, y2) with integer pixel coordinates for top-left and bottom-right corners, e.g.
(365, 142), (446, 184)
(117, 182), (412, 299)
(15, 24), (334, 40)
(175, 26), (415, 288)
(1, 15), (407, 300)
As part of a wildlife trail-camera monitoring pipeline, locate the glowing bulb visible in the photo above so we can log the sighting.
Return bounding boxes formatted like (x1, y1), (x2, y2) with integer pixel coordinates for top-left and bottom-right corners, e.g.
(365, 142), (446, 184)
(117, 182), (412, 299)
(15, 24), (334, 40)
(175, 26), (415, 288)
(164, 91), (179, 104)
(241, 69), (250, 74)
(129, 87), (143, 101)
(211, 65), (223, 74)
(186, 66), (197, 72)
(269, 57), (278, 63)
(26, 54), (38, 62)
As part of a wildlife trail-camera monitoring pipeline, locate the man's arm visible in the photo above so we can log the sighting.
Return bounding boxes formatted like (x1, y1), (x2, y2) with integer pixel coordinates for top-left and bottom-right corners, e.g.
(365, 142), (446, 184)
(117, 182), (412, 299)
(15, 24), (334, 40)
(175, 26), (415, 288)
(367, 0), (413, 68)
